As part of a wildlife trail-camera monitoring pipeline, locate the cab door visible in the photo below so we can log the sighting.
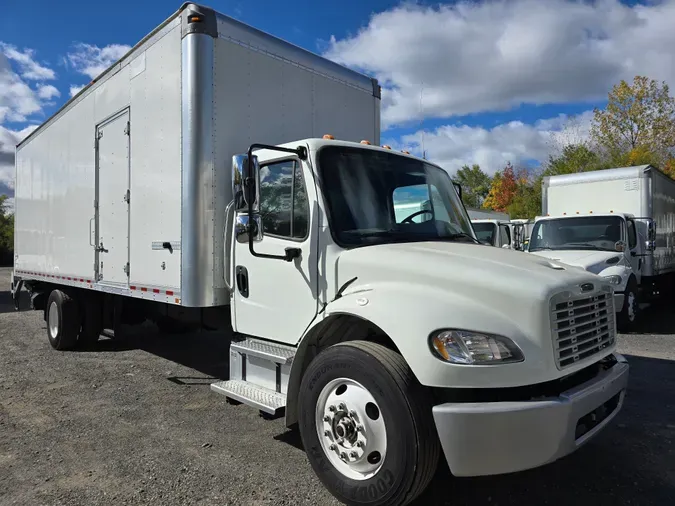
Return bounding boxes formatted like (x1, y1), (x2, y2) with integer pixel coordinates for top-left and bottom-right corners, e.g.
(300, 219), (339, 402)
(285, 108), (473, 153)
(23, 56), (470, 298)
(626, 218), (641, 283)
(230, 156), (319, 345)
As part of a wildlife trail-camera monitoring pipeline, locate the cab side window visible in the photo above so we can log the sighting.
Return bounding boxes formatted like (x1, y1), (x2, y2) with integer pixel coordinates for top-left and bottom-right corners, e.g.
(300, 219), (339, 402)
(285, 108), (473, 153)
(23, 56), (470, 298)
(499, 224), (511, 246)
(259, 160), (309, 239)
(627, 219), (637, 249)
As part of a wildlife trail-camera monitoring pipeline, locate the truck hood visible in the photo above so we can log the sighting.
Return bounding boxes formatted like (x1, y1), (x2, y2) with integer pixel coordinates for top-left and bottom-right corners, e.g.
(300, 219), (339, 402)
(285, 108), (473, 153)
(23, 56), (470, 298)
(336, 241), (602, 302)
(529, 249), (622, 275)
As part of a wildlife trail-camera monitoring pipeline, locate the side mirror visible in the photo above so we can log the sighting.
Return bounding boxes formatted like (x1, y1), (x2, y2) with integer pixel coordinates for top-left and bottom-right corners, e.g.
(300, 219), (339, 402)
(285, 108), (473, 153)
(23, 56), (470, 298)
(615, 240), (626, 252)
(647, 220), (656, 241)
(452, 181), (462, 200)
(232, 154), (260, 213)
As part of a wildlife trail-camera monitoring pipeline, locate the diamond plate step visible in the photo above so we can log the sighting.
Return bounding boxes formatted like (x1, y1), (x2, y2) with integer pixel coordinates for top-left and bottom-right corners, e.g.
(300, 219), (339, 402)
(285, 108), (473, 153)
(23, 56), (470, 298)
(211, 379), (286, 415)
(231, 337), (296, 365)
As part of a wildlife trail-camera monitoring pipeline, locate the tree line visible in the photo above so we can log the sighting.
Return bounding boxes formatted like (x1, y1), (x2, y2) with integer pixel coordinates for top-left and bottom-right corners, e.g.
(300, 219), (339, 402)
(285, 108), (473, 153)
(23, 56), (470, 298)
(0, 195), (13, 265)
(454, 76), (675, 219)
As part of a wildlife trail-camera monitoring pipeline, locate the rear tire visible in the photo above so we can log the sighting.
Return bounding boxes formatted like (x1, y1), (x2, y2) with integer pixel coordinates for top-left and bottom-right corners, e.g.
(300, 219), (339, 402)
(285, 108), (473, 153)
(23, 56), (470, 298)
(46, 290), (80, 350)
(298, 341), (439, 506)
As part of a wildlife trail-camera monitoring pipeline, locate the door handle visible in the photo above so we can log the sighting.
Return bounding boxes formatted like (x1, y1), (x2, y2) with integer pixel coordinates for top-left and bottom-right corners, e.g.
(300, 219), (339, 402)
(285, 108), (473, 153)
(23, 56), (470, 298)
(235, 266), (249, 298)
(97, 242), (109, 253)
(89, 218), (95, 247)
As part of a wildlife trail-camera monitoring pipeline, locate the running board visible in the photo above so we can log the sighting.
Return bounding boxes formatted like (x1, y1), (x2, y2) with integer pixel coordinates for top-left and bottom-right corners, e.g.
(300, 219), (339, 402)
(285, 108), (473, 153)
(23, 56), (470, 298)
(211, 380), (286, 416)
(211, 337), (296, 418)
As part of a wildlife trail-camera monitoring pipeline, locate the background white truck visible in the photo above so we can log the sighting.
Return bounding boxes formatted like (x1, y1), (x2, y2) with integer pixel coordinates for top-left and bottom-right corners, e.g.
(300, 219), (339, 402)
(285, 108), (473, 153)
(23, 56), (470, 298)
(10, 3), (629, 506)
(466, 208), (521, 249)
(529, 165), (674, 329)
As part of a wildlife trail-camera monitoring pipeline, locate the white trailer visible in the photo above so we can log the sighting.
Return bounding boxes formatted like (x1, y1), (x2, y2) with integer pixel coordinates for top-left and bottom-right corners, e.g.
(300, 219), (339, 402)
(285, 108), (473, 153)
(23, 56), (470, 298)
(10, 4), (629, 506)
(529, 165), (673, 330)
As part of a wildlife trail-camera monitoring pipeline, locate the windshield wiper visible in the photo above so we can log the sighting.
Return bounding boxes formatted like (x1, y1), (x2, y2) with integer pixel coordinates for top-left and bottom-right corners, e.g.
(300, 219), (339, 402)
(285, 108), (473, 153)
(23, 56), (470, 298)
(446, 232), (480, 244)
(564, 243), (606, 251)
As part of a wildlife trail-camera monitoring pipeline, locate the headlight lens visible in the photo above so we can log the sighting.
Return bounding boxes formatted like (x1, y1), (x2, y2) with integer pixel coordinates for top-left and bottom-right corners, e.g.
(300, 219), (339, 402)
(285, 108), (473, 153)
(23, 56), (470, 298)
(602, 275), (622, 285)
(429, 330), (524, 365)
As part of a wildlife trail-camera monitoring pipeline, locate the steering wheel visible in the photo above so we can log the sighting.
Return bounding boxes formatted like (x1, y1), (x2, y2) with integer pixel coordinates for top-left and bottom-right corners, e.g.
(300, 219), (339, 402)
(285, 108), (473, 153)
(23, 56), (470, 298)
(401, 209), (433, 224)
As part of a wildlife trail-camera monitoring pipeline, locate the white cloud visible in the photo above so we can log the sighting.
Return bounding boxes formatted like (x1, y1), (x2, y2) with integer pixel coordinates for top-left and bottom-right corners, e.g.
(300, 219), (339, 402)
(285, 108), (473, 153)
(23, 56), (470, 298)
(37, 84), (60, 100)
(396, 111), (594, 175)
(325, 0), (675, 128)
(69, 84), (85, 97)
(0, 52), (45, 123)
(0, 124), (38, 202)
(0, 43), (56, 80)
(66, 42), (131, 80)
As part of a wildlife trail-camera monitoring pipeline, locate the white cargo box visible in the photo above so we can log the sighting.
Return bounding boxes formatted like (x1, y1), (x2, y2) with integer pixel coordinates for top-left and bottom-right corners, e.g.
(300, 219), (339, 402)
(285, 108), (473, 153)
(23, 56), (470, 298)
(14, 2), (380, 308)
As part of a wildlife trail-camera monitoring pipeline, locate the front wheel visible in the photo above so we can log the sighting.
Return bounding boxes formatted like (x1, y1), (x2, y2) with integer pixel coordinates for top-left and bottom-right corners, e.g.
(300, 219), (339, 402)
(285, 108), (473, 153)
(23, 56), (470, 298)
(618, 279), (639, 332)
(298, 341), (439, 506)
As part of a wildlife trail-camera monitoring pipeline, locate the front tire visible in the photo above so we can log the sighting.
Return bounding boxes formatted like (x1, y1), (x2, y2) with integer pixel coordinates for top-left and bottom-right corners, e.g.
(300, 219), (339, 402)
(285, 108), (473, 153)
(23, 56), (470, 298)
(298, 341), (439, 506)
(618, 278), (639, 332)
(46, 290), (80, 350)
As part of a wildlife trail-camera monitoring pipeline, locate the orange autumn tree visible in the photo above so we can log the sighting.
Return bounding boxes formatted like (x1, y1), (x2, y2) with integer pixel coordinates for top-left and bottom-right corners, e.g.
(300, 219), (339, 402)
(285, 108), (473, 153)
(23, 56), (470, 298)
(482, 162), (519, 212)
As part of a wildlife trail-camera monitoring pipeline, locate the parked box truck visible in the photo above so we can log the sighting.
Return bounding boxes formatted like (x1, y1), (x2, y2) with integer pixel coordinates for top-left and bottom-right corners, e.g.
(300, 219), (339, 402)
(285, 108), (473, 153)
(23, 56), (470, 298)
(529, 165), (674, 329)
(10, 4), (629, 506)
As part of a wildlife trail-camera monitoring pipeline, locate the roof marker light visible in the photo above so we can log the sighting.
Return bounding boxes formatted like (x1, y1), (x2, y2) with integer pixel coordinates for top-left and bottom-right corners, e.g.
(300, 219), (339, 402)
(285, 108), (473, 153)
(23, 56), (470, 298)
(360, 140), (371, 145)
(323, 134), (335, 140)
(382, 145), (392, 150)
(402, 150), (410, 154)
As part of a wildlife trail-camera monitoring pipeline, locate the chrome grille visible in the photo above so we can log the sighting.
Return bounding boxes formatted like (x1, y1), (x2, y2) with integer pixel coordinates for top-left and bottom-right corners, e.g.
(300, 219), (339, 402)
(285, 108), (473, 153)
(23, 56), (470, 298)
(551, 288), (615, 370)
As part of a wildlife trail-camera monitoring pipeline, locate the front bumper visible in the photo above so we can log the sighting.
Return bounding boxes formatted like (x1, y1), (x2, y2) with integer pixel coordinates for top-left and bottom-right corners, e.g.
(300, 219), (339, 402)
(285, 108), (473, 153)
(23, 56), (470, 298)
(432, 353), (629, 477)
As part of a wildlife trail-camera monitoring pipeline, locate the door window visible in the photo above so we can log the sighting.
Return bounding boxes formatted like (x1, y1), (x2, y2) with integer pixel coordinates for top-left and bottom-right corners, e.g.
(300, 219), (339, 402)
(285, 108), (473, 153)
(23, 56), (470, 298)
(499, 224), (511, 246)
(627, 219), (637, 249)
(259, 160), (309, 240)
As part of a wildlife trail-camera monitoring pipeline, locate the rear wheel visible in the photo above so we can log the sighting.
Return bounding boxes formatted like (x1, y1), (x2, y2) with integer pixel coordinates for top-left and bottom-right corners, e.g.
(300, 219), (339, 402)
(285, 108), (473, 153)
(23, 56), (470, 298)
(298, 341), (439, 506)
(46, 290), (80, 350)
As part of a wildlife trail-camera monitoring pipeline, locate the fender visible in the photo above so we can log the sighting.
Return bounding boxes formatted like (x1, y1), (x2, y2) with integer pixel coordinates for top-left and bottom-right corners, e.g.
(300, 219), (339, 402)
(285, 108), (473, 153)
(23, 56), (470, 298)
(285, 280), (551, 427)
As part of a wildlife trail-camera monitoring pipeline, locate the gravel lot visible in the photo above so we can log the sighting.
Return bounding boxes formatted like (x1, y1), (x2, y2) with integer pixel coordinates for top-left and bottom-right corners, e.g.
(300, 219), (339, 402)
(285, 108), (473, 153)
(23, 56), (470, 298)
(1, 266), (674, 505)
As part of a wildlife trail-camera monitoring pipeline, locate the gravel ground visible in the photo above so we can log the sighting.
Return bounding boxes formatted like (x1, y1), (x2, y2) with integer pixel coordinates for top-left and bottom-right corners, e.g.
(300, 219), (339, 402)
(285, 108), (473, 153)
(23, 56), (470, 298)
(1, 266), (674, 505)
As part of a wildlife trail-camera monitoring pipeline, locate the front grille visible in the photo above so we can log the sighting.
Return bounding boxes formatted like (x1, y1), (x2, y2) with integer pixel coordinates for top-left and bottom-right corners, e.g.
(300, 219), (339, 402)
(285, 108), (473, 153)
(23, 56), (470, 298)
(550, 288), (615, 370)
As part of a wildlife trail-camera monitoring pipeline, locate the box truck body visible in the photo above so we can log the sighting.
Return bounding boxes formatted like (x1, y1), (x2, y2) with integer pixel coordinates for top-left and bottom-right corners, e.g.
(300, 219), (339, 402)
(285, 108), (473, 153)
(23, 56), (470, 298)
(13, 4), (380, 308)
(9, 4), (629, 506)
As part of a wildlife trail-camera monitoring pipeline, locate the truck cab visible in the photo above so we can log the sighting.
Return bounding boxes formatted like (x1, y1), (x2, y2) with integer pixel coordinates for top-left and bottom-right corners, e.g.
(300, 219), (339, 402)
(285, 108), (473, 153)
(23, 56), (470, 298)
(471, 219), (514, 248)
(527, 212), (654, 329)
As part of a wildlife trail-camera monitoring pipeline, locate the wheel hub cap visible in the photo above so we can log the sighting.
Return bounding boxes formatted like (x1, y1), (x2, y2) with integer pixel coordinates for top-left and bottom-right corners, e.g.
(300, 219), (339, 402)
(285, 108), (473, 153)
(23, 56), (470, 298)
(315, 378), (387, 480)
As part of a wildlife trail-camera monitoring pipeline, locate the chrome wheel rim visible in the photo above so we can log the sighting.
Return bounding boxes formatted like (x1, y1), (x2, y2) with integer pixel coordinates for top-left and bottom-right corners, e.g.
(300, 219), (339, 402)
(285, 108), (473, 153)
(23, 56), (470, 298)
(48, 301), (59, 338)
(315, 377), (387, 481)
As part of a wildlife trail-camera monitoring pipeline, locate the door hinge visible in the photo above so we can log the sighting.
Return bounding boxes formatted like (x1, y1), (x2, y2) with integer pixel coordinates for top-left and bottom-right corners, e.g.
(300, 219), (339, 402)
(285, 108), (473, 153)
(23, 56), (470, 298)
(123, 262), (130, 276)
(94, 199), (99, 210)
(97, 130), (103, 140)
(124, 121), (130, 136)
(124, 189), (130, 204)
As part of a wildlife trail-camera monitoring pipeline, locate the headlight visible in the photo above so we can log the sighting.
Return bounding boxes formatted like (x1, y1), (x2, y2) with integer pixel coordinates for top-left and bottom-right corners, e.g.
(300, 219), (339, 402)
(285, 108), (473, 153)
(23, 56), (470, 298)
(602, 275), (622, 285)
(429, 330), (524, 365)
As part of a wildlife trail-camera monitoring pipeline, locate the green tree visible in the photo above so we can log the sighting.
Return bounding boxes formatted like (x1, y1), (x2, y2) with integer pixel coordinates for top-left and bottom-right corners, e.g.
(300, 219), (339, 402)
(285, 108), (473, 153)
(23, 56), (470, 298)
(0, 195), (14, 265)
(591, 75), (675, 166)
(453, 164), (491, 208)
(544, 144), (605, 175)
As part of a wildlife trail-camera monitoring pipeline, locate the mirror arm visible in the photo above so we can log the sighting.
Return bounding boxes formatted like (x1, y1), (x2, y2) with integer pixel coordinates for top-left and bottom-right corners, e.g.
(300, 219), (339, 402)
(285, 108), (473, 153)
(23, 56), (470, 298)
(245, 143), (307, 262)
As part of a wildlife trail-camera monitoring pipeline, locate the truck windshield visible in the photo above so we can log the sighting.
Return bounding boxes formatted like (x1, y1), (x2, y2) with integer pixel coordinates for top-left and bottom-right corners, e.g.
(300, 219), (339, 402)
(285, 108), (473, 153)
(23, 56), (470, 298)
(317, 146), (475, 247)
(472, 222), (497, 245)
(529, 216), (623, 252)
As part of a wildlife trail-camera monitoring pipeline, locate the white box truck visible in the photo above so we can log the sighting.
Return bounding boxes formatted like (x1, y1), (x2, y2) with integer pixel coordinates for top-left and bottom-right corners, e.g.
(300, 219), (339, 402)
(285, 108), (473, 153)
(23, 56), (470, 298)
(10, 4), (629, 505)
(529, 165), (674, 330)
(466, 208), (520, 249)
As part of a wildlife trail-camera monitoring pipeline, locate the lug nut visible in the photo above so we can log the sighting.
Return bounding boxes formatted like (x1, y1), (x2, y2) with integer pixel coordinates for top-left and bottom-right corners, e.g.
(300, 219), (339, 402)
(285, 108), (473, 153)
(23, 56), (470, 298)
(329, 405), (337, 412)
(349, 410), (357, 418)
(324, 430), (331, 437)
(349, 451), (358, 458)
(340, 452), (348, 460)
(329, 444), (337, 451)
(338, 403), (346, 411)
(323, 415), (331, 422)
(356, 441), (364, 448)
(357, 425), (364, 433)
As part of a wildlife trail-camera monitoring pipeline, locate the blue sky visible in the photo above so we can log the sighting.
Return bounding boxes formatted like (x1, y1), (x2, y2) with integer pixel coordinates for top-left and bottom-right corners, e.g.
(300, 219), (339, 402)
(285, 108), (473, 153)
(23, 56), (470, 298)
(1, 0), (674, 205)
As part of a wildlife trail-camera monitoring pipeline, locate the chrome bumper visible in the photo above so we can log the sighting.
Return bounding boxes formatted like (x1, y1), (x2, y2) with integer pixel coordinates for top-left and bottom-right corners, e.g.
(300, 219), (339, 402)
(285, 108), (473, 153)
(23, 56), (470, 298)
(432, 354), (629, 477)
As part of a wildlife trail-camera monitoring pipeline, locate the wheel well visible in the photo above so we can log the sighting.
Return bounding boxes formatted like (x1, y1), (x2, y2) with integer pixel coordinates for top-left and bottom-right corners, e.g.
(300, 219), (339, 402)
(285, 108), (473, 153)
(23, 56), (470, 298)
(285, 313), (400, 428)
